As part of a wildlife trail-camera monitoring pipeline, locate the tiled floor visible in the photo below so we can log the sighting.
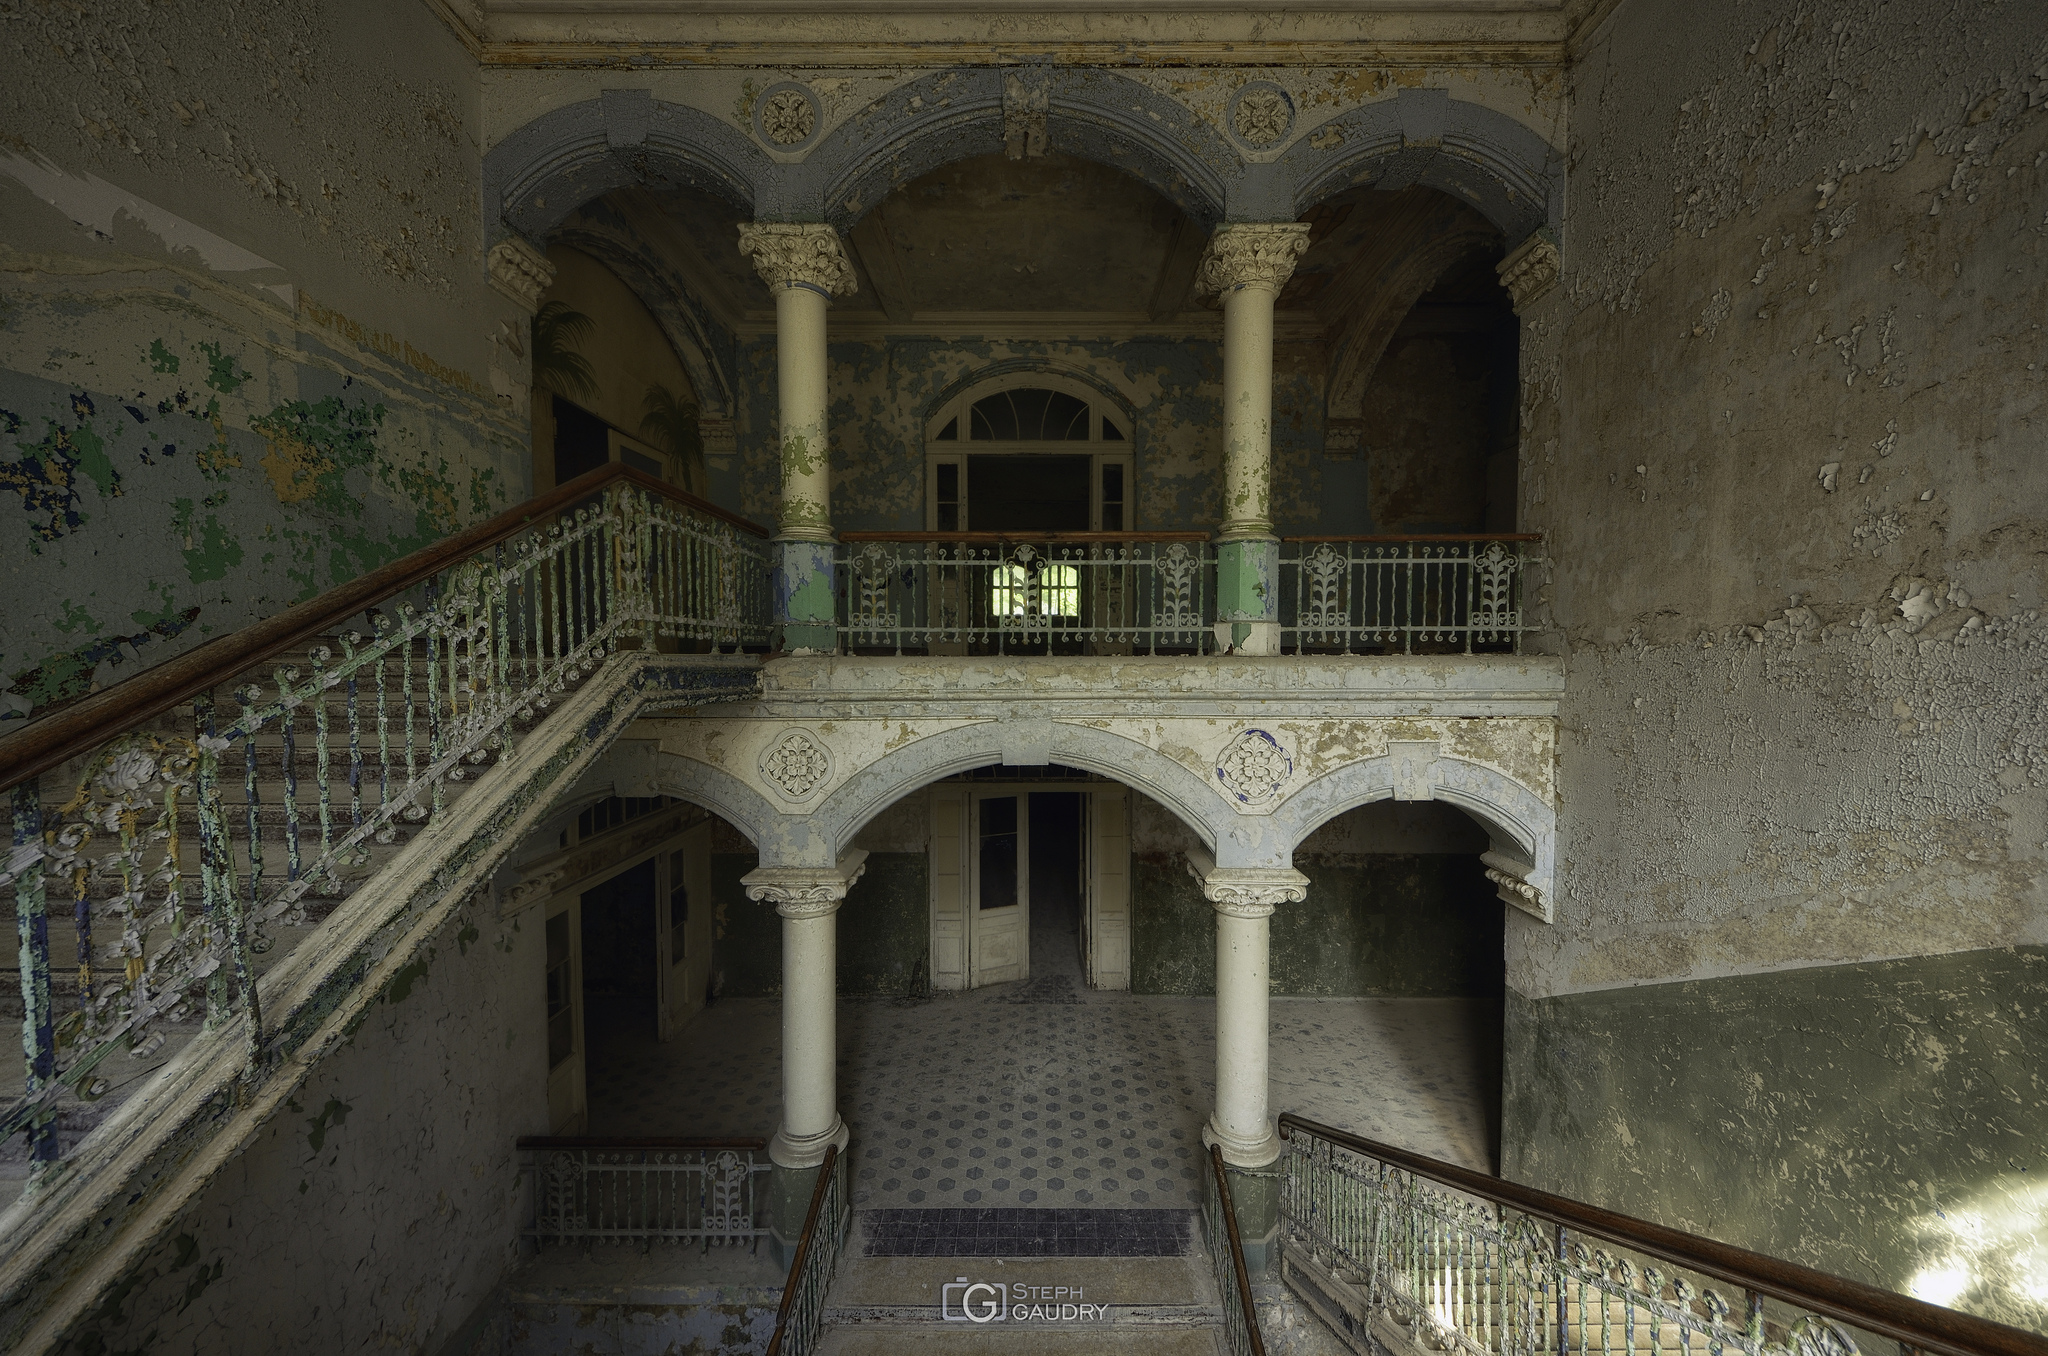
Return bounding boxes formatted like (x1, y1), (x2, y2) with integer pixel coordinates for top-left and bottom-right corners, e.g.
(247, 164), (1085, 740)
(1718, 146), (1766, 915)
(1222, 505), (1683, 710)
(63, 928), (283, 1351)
(583, 904), (1498, 1213)
(860, 1207), (1194, 1257)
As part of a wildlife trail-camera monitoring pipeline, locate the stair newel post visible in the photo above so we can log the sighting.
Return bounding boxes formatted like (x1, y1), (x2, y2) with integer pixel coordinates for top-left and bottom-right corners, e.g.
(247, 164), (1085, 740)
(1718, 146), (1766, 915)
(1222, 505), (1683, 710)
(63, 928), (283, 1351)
(311, 647), (334, 872)
(12, 780), (58, 1167)
(193, 689), (233, 1027)
(424, 578), (446, 818)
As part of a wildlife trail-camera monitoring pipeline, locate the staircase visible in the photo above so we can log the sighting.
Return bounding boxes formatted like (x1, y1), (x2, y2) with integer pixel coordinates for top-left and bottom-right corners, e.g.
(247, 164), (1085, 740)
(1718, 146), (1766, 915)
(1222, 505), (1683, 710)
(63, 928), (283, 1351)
(0, 466), (773, 1355)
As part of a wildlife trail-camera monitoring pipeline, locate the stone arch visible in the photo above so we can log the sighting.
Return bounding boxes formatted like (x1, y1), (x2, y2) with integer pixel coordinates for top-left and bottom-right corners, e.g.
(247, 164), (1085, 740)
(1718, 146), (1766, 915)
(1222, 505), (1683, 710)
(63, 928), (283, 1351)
(647, 751), (795, 858)
(796, 67), (1233, 231)
(548, 220), (737, 421)
(805, 720), (1261, 866)
(1318, 190), (1506, 449)
(1270, 750), (1555, 919)
(484, 90), (773, 244)
(1275, 89), (1561, 245)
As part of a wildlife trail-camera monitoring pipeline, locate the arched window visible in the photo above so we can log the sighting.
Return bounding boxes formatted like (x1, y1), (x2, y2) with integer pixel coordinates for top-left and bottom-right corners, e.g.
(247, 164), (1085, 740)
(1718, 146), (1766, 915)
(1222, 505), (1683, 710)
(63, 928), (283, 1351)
(925, 377), (1133, 533)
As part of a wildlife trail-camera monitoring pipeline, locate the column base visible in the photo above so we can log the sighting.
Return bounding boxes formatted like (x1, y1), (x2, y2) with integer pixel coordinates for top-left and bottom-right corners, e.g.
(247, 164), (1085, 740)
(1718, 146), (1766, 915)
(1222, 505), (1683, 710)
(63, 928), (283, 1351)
(1203, 1115), (1281, 1169)
(1213, 620), (1280, 656)
(1215, 536), (1279, 655)
(776, 538), (838, 654)
(770, 1114), (849, 1170)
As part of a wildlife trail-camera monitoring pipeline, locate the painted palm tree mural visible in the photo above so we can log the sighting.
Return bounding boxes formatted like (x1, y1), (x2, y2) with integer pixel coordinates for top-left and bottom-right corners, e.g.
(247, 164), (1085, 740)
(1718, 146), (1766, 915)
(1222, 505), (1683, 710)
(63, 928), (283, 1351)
(530, 301), (600, 404)
(640, 382), (706, 494)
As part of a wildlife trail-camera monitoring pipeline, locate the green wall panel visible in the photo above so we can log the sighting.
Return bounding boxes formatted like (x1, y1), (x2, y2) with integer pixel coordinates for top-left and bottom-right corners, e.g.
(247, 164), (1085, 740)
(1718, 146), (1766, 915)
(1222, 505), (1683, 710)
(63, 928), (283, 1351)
(711, 852), (928, 998)
(1131, 853), (1505, 997)
(1501, 946), (2048, 1333)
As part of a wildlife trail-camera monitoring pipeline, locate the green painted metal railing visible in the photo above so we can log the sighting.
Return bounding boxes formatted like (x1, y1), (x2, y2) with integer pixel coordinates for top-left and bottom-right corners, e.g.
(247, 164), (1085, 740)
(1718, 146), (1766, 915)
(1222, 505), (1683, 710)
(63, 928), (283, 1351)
(1, 469), (771, 1172)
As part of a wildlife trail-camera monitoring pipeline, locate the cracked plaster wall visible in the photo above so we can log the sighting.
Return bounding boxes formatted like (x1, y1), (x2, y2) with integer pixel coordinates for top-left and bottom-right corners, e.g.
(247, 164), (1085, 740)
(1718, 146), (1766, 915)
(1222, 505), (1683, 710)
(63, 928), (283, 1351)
(0, 0), (529, 721)
(1505, 0), (2048, 1325)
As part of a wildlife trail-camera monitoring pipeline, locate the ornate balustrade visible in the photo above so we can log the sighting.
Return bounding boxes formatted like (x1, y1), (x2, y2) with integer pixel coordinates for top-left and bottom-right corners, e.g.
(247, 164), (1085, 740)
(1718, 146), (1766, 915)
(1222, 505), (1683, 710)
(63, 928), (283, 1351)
(1275, 1116), (2044, 1356)
(1, 468), (772, 1173)
(837, 532), (1217, 656)
(1280, 536), (1539, 654)
(516, 1137), (772, 1250)
(833, 533), (1538, 657)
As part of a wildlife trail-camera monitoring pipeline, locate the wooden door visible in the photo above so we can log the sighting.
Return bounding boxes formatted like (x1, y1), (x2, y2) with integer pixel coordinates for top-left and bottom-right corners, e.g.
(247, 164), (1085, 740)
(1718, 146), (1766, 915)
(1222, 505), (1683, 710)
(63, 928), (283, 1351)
(1086, 787), (1130, 989)
(969, 791), (1030, 986)
(930, 787), (969, 990)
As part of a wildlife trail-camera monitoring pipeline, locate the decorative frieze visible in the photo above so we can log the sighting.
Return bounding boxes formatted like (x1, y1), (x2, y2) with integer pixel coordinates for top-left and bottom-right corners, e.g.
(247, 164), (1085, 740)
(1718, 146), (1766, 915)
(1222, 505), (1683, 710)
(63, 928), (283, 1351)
(1196, 222), (1312, 296)
(1497, 229), (1560, 312)
(487, 236), (555, 312)
(737, 222), (859, 297)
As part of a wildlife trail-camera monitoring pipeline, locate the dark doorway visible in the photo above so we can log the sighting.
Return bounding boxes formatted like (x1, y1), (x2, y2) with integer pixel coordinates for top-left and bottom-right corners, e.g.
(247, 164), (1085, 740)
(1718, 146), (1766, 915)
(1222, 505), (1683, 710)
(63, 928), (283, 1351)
(1028, 791), (1084, 980)
(969, 455), (1091, 532)
(579, 858), (658, 1049)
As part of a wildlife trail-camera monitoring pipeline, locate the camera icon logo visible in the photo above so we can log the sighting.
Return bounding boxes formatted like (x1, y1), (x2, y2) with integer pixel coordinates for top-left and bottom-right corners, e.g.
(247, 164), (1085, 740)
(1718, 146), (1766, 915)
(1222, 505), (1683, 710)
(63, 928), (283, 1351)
(941, 1277), (1008, 1323)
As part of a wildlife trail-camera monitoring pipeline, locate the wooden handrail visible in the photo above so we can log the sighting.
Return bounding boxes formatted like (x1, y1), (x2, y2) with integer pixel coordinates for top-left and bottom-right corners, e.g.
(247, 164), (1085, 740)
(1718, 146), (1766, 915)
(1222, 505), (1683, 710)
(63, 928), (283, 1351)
(766, 1143), (840, 1356)
(514, 1136), (769, 1150)
(1276, 1115), (2048, 1356)
(0, 463), (767, 795)
(1280, 533), (1544, 542)
(1211, 1144), (1269, 1356)
(838, 530), (1211, 542)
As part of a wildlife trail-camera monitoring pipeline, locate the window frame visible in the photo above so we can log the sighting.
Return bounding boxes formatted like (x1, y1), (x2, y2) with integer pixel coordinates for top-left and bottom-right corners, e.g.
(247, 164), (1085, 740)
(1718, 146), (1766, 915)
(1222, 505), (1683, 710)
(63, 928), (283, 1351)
(924, 376), (1135, 533)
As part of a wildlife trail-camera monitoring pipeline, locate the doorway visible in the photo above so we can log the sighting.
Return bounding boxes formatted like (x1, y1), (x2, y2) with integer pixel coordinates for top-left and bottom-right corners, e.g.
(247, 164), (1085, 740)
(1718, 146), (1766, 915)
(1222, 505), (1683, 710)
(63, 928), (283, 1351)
(579, 858), (658, 1048)
(929, 778), (1129, 991)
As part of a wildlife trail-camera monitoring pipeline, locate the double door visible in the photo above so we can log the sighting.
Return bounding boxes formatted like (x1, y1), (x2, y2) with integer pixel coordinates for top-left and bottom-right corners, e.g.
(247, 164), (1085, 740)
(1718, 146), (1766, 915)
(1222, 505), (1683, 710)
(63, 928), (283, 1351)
(929, 784), (1129, 991)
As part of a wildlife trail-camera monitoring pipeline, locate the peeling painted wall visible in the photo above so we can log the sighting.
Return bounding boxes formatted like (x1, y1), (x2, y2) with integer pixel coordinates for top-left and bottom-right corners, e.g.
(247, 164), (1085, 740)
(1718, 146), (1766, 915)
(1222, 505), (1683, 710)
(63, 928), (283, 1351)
(51, 903), (547, 1353)
(0, 0), (528, 720)
(1508, 0), (2048, 1325)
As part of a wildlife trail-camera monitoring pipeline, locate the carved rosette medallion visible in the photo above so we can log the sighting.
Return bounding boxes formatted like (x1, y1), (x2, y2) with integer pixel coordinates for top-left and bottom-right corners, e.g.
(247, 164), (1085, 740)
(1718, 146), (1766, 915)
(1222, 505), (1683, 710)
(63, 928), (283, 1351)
(755, 82), (821, 149)
(1196, 223), (1313, 297)
(1230, 84), (1295, 148)
(760, 728), (833, 802)
(736, 222), (860, 297)
(1215, 728), (1292, 807)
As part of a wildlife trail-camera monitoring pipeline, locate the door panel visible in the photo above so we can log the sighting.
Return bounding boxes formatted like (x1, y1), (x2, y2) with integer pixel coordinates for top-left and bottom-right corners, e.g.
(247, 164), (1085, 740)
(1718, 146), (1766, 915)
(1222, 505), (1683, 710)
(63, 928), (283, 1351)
(970, 792), (1029, 987)
(930, 788), (968, 990)
(665, 820), (711, 1035)
(1086, 788), (1130, 990)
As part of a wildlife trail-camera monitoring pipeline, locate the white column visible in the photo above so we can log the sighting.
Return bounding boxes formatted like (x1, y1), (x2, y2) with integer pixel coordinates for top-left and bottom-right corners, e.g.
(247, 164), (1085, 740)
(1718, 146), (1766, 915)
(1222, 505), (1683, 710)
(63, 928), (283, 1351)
(743, 850), (868, 1168)
(737, 223), (858, 652)
(1188, 850), (1307, 1168)
(1196, 223), (1311, 653)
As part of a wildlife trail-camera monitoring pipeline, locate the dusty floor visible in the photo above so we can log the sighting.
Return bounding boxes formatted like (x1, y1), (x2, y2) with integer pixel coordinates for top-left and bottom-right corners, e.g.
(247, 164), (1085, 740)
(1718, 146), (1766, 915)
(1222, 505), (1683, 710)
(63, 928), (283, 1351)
(583, 910), (1499, 1213)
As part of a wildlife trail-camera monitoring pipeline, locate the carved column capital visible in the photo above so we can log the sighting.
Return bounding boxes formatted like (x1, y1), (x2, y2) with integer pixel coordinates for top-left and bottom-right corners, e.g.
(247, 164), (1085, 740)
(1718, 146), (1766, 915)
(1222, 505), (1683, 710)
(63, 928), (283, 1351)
(1196, 222), (1312, 296)
(487, 237), (556, 312)
(742, 850), (869, 919)
(737, 222), (859, 297)
(1185, 850), (1308, 918)
(1497, 229), (1560, 312)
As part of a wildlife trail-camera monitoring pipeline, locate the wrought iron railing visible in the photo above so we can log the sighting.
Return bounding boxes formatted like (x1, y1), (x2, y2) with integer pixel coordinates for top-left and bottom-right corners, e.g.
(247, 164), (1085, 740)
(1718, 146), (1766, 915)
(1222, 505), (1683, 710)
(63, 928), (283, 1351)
(1280, 537), (1539, 654)
(0, 467), (771, 1172)
(765, 1144), (848, 1356)
(837, 532), (1217, 655)
(516, 1136), (771, 1249)
(1205, 1144), (1271, 1356)
(1275, 1115), (2046, 1356)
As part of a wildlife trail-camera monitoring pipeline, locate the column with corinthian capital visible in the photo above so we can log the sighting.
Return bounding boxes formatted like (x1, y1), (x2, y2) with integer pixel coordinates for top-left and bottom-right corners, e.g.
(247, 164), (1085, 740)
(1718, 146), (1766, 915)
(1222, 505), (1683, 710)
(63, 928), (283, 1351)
(1186, 849), (1307, 1167)
(737, 223), (859, 654)
(742, 849), (867, 1266)
(1197, 223), (1312, 655)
